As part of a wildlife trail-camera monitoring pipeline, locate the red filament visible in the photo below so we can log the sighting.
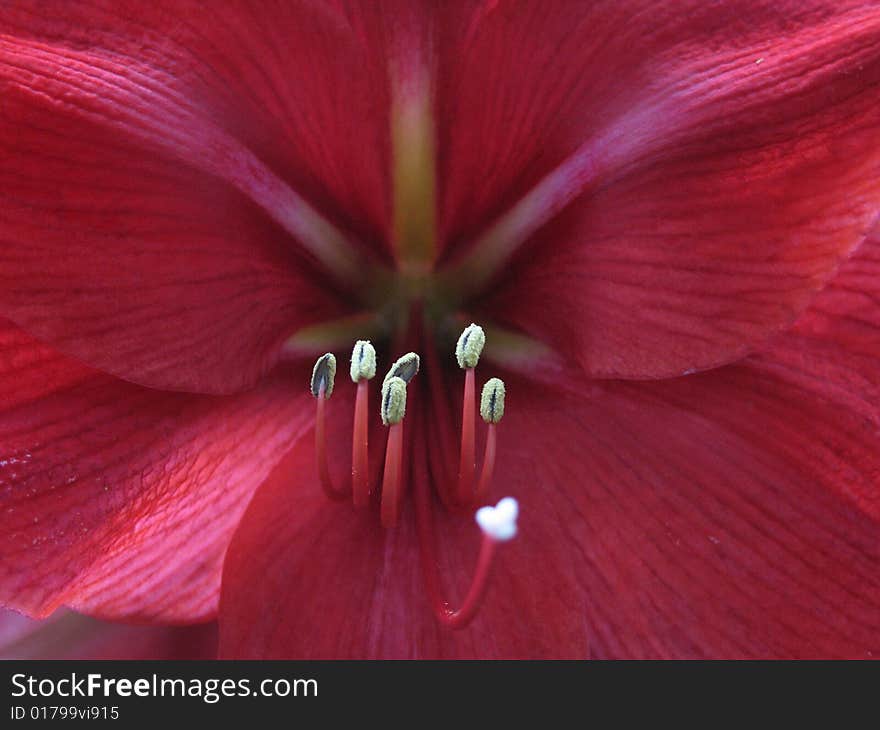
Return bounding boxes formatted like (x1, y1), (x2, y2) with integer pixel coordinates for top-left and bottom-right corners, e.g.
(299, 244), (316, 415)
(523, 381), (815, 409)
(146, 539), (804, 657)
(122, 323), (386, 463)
(352, 380), (370, 507)
(475, 424), (497, 505)
(456, 367), (476, 505)
(315, 380), (370, 503)
(380, 422), (404, 528)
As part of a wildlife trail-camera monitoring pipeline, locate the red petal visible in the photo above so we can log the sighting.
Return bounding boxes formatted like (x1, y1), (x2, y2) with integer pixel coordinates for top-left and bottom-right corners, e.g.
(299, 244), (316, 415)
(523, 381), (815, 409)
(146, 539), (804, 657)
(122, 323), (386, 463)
(218, 386), (588, 658)
(502, 236), (880, 657)
(0, 2), (398, 392)
(791, 228), (880, 364)
(1, 1), (392, 254)
(440, 1), (880, 377)
(0, 319), (314, 621)
(0, 609), (217, 659)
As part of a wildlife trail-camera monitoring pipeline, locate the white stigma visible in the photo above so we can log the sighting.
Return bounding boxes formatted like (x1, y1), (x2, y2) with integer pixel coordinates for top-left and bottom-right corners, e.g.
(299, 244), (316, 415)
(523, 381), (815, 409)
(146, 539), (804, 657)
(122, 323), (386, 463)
(475, 497), (519, 542)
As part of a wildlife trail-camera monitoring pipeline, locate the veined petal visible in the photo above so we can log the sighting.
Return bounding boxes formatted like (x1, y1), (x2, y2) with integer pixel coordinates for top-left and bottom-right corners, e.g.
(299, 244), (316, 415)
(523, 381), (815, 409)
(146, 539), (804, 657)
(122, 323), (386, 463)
(218, 386), (588, 658)
(441, 0), (880, 377)
(0, 146), (344, 393)
(0, 320), (314, 621)
(790, 226), (880, 363)
(496, 236), (880, 658)
(0, 1), (400, 392)
(1, 1), (392, 254)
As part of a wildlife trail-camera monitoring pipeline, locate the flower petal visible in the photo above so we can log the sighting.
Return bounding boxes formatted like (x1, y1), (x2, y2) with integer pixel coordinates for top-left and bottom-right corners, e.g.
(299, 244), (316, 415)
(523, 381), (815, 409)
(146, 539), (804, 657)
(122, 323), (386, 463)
(496, 235), (880, 658)
(0, 1), (397, 392)
(0, 319), (314, 621)
(0, 608), (217, 659)
(441, 1), (880, 377)
(790, 227), (880, 364)
(218, 386), (588, 658)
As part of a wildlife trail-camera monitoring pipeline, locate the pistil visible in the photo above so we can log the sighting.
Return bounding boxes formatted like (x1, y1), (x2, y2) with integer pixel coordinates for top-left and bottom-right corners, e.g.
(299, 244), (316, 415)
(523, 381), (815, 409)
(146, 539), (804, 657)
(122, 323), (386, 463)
(415, 415), (518, 630)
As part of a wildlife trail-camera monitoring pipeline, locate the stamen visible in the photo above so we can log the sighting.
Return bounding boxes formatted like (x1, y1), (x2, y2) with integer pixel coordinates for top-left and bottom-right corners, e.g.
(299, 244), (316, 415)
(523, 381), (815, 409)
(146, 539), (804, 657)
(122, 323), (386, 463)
(313, 329), (512, 629)
(350, 341), (377, 508)
(454, 325), (484, 505)
(475, 378), (505, 504)
(311, 346), (378, 506)
(311, 353), (349, 502)
(380, 376), (409, 528)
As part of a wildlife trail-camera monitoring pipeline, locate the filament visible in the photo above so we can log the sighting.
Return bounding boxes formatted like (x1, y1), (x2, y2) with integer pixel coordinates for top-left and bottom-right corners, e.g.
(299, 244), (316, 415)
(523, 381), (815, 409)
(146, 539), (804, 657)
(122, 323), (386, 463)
(456, 367), (476, 504)
(381, 422), (405, 528)
(315, 385), (351, 502)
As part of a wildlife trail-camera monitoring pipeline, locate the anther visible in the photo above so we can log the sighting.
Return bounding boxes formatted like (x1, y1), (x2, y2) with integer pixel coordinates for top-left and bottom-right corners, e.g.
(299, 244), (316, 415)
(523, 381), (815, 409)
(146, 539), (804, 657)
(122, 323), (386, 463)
(350, 340), (377, 383)
(383, 351), (420, 386)
(480, 377), (505, 424)
(310, 353), (337, 398)
(455, 323), (485, 369)
(381, 376), (408, 426)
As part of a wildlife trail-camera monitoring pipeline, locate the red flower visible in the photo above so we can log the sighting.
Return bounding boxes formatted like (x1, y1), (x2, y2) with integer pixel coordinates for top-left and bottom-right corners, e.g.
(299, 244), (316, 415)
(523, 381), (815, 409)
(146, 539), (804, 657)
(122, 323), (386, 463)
(1, 1), (879, 658)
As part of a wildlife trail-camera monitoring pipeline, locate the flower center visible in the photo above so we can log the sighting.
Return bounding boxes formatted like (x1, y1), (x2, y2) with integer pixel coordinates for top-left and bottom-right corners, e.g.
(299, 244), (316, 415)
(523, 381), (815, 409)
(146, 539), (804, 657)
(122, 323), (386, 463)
(309, 325), (517, 630)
